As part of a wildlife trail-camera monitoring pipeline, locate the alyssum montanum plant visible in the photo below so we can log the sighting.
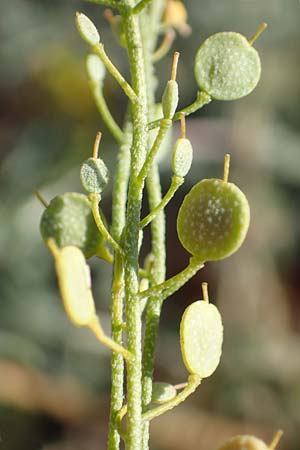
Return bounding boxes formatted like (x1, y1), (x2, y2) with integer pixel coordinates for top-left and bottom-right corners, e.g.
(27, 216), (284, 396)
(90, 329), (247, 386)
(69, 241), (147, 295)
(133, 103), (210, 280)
(38, 2), (283, 450)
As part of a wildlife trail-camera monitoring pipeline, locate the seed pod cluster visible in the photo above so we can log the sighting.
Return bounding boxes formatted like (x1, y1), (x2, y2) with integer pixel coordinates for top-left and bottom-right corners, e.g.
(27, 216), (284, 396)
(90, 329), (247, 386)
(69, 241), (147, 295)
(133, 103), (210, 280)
(180, 300), (223, 377)
(40, 192), (103, 258)
(194, 32), (261, 101)
(177, 178), (250, 261)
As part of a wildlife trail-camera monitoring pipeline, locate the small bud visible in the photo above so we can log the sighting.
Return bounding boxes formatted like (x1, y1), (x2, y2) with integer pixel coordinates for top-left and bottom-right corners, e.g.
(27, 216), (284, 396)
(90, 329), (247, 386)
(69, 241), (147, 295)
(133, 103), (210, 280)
(40, 192), (103, 258)
(86, 54), (106, 83)
(180, 300), (223, 377)
(52, 245), (96, 327)
(172, 138), (193, 177)
(80, 158), (109, 194)
(162, 80), (179, 119)
(151, 382), (177, 404)
(75, 12), (100, 46)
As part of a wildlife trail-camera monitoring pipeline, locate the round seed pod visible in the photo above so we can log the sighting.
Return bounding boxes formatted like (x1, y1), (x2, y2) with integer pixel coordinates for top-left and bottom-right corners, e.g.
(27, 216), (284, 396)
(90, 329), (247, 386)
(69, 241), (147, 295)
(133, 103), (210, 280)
(54, 246), (96, 326)
(151, 382), (177, 404)
(177, 178), (250, 261)
(216, 435), (269, 450)
(80, 157), (109, 194)
(40, 192), (103, 258)
(172, 138), (193, 177)
(194, 32), (261, 101)
(180, 300), (223, 377)
(75, 12), (100, 46)
(162, 80), (179, 119)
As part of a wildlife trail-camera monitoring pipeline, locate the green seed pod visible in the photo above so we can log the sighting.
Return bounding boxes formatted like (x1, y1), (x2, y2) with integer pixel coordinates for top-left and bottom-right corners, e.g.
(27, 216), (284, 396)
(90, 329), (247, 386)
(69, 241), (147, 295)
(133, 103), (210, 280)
(53, 245), (96, 327)
(216, 435), (269, 450)
(180, 300), (223, 377)
(162, 80), (179, 119)
(177, 178), (250, 261)
(86, 54), (106, 84)
(40, 192), (103, 258)
(151, 382), (177, 404)
(172, 138), (193, 177)
(194, 32), (261, 100)
(75, 12), (100, 46)
(80, 157), (109, 194)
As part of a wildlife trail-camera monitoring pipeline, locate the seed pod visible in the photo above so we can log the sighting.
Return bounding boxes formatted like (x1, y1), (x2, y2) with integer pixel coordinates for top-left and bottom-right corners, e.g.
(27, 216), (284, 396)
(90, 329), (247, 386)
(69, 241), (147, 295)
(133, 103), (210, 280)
(40, 192), (103, 258)
(216, 435), (269, 450)
(162, 80), (179, 119)
(86, 54), (106, 84)
(177, 178), (250, 261)
(194, 32), (261, 101)
(75, 12), (100, 46)
(151, 382), (177, 404)
(180, 300), (223, 377)
(80, 157), (109, 194)
(53, 246), (96, 326)
(172, 137), (193, 177)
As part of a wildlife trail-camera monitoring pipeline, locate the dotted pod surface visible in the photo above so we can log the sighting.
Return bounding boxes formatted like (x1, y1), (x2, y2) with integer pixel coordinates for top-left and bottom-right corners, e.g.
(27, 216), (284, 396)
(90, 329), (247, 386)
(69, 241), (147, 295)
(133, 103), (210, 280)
(177, 178), (250, 261)
(151, 382), (177, 404)
(216, 435), (269, 450)
(194, 32), (261, 101)
(180, 300), (223, 377)
(40, 192), (102, 258)
(80, 157), (109, 194)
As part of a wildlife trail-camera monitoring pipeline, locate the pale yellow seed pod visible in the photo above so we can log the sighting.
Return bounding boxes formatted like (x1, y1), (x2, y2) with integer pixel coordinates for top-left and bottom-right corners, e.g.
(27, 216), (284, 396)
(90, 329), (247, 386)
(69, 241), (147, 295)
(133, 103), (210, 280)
(54, 246), (96, 326)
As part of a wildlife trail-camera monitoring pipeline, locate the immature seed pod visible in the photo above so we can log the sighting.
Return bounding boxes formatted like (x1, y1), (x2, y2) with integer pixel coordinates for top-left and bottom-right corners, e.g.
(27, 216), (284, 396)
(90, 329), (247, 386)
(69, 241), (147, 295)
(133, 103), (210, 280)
(177, 178), (250, 261)
(194, 32), (261, 100)
(75, 12), (100, 46)
(151, 382), (177, 404)
(53, 245), (96, 326)
(172, 137), (193, 177)
(180, 299), (223, 377)
(80, 158), (109, 194)
(86, 54), (106, 84)
(216, 435), (269, 450)
(162, 80), (179, 119)
(40, 192), (103, 258)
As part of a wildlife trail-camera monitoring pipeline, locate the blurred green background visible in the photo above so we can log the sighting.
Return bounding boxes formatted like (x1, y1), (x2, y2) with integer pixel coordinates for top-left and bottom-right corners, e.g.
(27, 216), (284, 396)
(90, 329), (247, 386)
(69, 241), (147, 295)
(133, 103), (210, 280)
(0, 0), (300, 449)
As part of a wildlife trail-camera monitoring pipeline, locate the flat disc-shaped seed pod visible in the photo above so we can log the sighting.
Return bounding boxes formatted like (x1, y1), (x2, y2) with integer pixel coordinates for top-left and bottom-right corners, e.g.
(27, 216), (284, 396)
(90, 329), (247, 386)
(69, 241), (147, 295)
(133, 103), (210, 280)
(180, 301), (223, 377)
(40, 192), (103, 258)
(177, 179), (250, 261)
(80, 157), (109, 194)
(217, 435), (269, 450)
(194, 32), (261, 101)
(54, 246), (96, 326)
(151, 382), (177, 404)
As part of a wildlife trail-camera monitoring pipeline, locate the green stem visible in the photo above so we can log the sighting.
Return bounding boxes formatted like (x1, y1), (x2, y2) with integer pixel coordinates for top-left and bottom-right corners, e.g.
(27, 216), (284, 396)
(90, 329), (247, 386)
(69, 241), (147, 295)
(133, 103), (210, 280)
(89, 81), (125, 144)
(137, 118), (172, 182)
(142, 374), (201, 422)
(148, 91), (212, 130)
(108, 120), (132, 450)
(138, 257), (205, 303)
(90, 194), (123, 253)
(140, 176), (184, 229)
(92, 43), (138, 104)
(121, 4), (149, 450)
(132, 0), (152, 15)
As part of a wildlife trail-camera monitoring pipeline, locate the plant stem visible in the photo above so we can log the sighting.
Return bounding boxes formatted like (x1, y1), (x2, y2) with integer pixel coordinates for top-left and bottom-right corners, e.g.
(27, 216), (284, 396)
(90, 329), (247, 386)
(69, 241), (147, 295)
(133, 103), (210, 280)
(140, 176), (184, 229)
(121, 4), (149, 449)
(142, 374), (201, 422)
(89, 81), (125, 144)
(108, 120), (132, 450)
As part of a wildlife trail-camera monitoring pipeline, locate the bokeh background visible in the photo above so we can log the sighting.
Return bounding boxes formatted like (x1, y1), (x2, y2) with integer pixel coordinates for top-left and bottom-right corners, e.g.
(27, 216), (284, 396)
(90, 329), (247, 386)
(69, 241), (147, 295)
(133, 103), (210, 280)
(0, 0), (300, 449)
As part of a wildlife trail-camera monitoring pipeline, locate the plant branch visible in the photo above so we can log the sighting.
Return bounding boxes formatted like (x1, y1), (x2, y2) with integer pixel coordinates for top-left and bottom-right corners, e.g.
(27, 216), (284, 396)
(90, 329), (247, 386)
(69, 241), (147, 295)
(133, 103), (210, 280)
(132, 0), (152, 15)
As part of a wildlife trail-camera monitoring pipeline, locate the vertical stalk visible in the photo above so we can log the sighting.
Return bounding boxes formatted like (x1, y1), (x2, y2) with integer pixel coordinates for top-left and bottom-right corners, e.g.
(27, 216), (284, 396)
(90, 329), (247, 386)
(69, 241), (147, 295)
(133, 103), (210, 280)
(120, 5), (148, 450)
(108, 121), (131, 450)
